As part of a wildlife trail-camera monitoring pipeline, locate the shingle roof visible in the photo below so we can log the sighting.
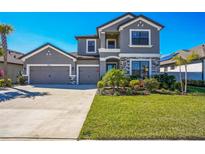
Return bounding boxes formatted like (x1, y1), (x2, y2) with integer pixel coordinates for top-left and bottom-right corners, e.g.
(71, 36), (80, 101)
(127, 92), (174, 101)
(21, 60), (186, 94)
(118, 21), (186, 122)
(75, 35), (98, 40)
(20, 43), (76, 60)
(0, 49), (24, 65)
(117, 14), (164, 30)
(160, 44), (205, 66)
(70, 52), (99, 60)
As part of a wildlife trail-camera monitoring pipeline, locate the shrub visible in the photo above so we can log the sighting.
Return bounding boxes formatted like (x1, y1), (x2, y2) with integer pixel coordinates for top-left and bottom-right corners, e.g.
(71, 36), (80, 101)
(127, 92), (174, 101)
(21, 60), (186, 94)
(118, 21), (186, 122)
(129, 75), (140, 80)
(153, 73), (176, 90)
(129, 80), (140, 89)
(102, 69), (126, 90)
(113, 91), (120, 96)
(97, 80), (106, 95)
(17, 76), (27, 85)
(0, 78), (12, 87)
(174, 82), (181, 91)
(97, 80), (105, 89)
(17, 71), (27, 85)
(119, 78), (129, 89)
(126, 87), (133, 95)
(187, 80), (205, 87)
(144, 78), (160, 92)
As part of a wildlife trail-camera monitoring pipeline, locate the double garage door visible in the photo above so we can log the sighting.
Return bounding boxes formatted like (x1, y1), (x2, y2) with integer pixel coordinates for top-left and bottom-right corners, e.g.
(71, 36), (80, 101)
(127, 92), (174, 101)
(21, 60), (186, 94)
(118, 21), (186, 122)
(30, 66), (70, 84)
(29, 66), (99, 84)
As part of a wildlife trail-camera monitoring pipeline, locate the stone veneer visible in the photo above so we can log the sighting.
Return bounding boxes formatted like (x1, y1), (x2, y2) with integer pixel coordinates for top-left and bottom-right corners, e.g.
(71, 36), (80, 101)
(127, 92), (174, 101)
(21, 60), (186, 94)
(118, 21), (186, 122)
(119, 57), (160, 76)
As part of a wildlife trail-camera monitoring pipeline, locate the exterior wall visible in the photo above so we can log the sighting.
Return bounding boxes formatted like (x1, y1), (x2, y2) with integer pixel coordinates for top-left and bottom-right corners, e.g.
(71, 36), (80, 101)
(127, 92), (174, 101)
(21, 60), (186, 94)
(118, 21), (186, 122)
(160, 60), (203, 81)
(120, 57), (160, 76)
(77, 59), (99, 65)
(24, 47), (76, 75)
(99, 52), (119, 59)
(0, 63), (23, 83)
(77, 39), (100, 56)
(203, 59), (205, 81)
(120, 20), (160, 54)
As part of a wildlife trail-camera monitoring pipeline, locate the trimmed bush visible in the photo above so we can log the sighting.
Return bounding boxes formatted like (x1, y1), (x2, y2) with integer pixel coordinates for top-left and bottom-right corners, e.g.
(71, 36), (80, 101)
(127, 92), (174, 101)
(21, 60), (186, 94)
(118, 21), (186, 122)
(144, 78), (160, 92)
(97, 80), (105, 89)
(126, 87), (133, 95)
(0, 78), (12, 87)
(129, 80), (140, 89)
(97, 80), (106, 95)
(153, 73), (176, 90)
(187, 80), (205, 87)
(17, 76), (27, 85)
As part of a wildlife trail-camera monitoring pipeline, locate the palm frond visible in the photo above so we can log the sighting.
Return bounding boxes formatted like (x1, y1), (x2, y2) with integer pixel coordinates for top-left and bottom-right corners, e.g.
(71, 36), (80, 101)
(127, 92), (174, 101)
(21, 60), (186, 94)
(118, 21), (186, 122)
(0, 24), (14, 35)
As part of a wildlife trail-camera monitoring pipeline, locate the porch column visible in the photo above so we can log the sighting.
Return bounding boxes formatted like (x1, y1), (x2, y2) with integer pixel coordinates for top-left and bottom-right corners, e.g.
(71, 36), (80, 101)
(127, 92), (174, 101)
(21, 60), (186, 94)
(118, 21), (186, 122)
(100, 32), (105, 48)
(100, 60), (106, 77)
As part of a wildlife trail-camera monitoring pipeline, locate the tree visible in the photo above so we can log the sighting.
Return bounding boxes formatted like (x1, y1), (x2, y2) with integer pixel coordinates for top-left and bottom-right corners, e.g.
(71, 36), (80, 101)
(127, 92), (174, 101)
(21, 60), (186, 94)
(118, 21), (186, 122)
(172, 52), (199, 94)
(0, 24), (13, 86)
(172, 55), (186, 94)
(102, 69), (126, 92)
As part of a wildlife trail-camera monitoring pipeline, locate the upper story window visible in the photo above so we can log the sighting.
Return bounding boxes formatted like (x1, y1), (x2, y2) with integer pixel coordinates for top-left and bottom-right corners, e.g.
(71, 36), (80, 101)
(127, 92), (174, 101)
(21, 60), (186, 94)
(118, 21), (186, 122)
(106, 39), (116, 49)
(129, 29), (151, 47)
(86, 39), (96, 53)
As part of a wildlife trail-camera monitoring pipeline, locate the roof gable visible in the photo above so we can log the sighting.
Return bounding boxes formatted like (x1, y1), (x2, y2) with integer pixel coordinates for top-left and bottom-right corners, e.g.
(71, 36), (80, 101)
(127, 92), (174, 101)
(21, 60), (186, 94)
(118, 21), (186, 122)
(118, 15), (164, 31)
(97, 13), (136, 33)
(20, 43), (77, 62)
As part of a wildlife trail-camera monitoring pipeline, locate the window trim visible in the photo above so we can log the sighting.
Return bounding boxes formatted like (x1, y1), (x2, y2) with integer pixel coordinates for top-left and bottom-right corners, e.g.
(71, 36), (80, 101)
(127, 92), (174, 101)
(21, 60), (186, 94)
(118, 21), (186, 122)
(106, 39), (117, 49)
(129, 59), (152, 77)
(86, 39), (97, 53)
(129, 29), (152, 48)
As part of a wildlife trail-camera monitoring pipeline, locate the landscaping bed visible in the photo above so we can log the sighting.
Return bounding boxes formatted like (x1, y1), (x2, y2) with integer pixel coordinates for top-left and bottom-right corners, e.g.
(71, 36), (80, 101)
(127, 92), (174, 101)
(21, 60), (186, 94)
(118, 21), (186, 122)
(79, 86), (205, 140)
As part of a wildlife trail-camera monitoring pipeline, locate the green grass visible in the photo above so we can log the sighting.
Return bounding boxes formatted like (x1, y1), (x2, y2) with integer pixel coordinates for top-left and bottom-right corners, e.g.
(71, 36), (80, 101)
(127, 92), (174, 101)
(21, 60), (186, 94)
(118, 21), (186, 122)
(79, 87), (205, 140)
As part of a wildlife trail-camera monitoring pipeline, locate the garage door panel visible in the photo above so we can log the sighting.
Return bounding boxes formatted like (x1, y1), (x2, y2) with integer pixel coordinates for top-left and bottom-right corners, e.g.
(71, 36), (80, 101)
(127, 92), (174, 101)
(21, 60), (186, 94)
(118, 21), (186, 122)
(79, 67), (99, 84)
(30, 66), (70, 84)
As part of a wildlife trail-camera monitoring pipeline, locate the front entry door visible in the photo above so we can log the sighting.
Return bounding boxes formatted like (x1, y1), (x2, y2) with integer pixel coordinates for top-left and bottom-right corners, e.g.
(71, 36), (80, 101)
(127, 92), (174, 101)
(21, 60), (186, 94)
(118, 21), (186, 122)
(106, 63), (117, 72)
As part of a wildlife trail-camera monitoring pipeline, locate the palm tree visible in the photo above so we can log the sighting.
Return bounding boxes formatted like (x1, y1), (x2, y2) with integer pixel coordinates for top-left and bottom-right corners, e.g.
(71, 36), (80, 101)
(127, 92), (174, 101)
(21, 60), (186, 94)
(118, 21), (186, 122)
(173, 52), (199, 94)
(172, 55), (186, 94)
(0, 46), (3, 57)
(0, 24), (13, 86)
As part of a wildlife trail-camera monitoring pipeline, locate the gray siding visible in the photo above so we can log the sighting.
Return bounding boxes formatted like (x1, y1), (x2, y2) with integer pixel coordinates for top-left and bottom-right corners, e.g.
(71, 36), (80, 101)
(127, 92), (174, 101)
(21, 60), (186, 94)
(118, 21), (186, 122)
(24, 47), (76, 74)
(77, 39), (100, 56)
(120, 20), (160, 54)
(77, 59), (99, 65)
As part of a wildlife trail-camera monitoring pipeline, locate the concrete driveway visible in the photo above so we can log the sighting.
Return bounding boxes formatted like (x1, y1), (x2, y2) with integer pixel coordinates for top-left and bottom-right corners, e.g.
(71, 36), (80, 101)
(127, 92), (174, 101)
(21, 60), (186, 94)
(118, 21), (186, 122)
(0, 84), (97, 139)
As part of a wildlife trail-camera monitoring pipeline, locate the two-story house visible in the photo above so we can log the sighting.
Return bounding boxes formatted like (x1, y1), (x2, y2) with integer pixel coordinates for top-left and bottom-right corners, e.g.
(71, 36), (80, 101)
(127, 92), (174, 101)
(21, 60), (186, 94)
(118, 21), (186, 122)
(20, 13), (164, 84)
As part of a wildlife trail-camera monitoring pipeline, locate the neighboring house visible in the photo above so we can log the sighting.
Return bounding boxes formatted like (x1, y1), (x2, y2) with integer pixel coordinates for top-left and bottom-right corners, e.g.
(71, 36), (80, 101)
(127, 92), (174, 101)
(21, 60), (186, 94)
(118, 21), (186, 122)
(20, 13), (164, 84)
(160, 44), (205, 81)
(0, 50), (24, 83)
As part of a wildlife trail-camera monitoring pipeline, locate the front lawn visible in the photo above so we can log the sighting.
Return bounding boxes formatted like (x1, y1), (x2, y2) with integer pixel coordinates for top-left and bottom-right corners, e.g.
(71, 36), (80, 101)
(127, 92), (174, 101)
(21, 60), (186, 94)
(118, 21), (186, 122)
(79, 87), (205, 139)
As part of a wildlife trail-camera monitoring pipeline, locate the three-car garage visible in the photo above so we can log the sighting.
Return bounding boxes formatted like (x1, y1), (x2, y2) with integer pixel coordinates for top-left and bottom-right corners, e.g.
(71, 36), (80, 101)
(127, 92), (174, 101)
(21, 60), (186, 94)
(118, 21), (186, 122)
(21, 44), (100, 85)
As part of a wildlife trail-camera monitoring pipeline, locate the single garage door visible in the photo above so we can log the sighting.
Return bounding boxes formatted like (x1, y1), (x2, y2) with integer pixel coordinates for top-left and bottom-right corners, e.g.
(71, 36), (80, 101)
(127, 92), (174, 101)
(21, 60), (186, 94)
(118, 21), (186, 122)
(30, 66), (70, 84)
(79, 67), (99, 84)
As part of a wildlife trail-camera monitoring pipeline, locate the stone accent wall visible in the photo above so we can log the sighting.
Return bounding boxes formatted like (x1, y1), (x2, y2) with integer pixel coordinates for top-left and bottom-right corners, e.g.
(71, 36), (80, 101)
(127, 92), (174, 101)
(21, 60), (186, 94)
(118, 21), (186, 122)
(120, 57), (160, 76)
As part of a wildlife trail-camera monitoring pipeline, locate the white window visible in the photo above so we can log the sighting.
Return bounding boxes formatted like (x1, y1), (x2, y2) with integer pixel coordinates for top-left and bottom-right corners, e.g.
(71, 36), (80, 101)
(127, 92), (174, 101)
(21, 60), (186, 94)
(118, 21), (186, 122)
(129, 29), (151, 47)
(106, 39), (116, 49)
(86, 39), (96, 53)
